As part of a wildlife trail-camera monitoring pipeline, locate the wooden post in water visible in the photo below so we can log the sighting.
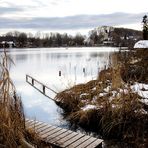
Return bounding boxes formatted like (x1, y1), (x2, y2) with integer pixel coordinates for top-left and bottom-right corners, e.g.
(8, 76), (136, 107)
(83, 67), (85, 73)
(59, 71), (61, 76)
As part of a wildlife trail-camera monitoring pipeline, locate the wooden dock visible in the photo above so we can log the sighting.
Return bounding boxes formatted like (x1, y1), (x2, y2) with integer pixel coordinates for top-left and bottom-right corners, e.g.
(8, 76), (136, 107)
(26, 75), (57, 101)
(25, 119), (103, 148)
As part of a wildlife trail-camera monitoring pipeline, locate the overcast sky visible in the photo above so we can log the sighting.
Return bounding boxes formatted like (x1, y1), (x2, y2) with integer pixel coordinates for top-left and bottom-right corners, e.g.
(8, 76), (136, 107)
(0, 0), (148, 35)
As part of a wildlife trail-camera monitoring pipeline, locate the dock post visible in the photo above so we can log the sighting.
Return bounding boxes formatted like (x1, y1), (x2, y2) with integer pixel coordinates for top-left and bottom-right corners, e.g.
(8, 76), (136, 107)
(43, 85), (45, 94)
(59, 71), (61, 76)
(26, 75), (28, 82)
(32, 79), (34, 85)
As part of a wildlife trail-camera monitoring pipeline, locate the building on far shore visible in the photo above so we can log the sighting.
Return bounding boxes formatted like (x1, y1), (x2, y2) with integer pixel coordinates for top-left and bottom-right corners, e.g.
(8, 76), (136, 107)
(0, 41), (16, 48)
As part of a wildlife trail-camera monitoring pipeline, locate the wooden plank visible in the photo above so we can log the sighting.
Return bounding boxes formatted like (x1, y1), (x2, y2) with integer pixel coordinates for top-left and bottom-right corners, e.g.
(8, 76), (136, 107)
(25, 119), (30, 122)
(39, 125), (57, 135)
(46, 127), (63, 138)
(43, 127), (62, 139)
(36, 125), (52, 133)
(34, 122), (44, 128)
(35, 123), (50, 131)
(86, 139), (103, 148)
(66, 136), (89, 148)
(48, 130), (73, 144)
(25, 119), (103, 148)
(25, 121), (32, 126)
(76, 137), (97, 148)
(26, 122), (39, 128)
(28, 121), (42, 128)
(40, 126), (58, 138)
(61, 133), (85, 147)
(46, 128), (68, 141)
(25, 120), (35, 125)
(54, 132), (78, 147)
(42, 128), (63, 141)
(66, 135), (90, 148)
(26, 120), (38, 125)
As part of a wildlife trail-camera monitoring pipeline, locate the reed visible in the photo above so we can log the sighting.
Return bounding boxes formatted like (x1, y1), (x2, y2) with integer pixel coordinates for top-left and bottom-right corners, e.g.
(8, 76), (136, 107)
(0, 50), (52, 147)
(56, 50), (148, 146)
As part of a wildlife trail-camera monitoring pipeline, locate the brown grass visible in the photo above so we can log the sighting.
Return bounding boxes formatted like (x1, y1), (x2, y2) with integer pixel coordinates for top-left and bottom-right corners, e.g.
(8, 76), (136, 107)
(0, 50), (52, 147)
(56, 50), (148, 145)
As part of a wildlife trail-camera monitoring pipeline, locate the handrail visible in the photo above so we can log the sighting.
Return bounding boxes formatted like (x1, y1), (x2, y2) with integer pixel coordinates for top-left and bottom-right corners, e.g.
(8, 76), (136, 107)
(26, 75), (57, 101)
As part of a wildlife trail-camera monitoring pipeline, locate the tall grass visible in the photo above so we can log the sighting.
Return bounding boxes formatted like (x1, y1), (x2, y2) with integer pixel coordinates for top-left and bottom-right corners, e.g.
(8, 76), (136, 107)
(0, 50), (51, 147)
(0, 50), (26, 147)
(56, 50), (148, 146)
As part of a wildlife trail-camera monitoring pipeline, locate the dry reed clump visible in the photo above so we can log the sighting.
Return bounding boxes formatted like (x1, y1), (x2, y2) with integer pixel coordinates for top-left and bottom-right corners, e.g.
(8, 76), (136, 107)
(119, 49), (148, 83)
(0, 51), (26, 147)
(100, 90), (147, 140)
(0, 50), (51, 148)
(56, 52), (148, 145)
(55, 79), (103, 112)
(55, 50), (148, 146)
(67, 109), (101, 131)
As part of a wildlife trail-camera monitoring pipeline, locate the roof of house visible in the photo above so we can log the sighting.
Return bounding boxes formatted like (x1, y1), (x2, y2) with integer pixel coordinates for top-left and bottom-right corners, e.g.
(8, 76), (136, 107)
(134, 40), (148, 48)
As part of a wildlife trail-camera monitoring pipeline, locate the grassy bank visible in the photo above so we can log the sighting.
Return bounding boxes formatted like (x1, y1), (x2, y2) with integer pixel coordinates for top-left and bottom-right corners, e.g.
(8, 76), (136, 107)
(55, 49), (148, 147)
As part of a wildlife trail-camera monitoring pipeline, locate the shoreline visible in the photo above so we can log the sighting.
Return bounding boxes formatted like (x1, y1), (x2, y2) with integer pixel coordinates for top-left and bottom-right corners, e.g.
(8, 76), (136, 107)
(55, 49), (148, 146)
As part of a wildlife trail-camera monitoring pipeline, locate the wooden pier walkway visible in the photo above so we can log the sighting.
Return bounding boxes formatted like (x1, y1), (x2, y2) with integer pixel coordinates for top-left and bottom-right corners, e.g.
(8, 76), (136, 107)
(26, 75), (57, 101)
(25, 119), (103, 148)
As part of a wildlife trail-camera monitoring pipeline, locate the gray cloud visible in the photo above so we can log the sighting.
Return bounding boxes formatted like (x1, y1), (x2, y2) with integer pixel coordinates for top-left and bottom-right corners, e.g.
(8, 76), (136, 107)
(0, 12), (146, 30)
(0, 6), (24, 14)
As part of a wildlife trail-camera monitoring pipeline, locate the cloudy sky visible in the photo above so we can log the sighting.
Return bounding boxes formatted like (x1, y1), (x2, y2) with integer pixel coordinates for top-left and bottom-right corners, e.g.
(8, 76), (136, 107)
(0, 0), (148, 35)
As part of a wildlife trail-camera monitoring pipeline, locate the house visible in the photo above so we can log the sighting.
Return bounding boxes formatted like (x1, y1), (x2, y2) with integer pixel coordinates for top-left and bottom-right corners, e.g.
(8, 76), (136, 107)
(0, 41), (15, 48)
(103, 41), (114, 46)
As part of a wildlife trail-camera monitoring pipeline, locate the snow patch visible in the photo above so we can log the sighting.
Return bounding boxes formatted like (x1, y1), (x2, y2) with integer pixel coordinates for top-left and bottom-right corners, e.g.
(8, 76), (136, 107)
(104, 86), (111, 92)
(80, 93), (89, 98)
(134, 40), (148, 48)
(81, 105), (96, 111)
(131, 83), (148, 99)
(99, 92), (108, 97)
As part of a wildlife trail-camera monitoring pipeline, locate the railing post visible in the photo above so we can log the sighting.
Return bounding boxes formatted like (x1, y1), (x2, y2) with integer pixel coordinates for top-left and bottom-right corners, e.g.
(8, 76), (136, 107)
(26, 75), (28, 82)
(43, 85), (45, 94)
(32, 79), (34, 85)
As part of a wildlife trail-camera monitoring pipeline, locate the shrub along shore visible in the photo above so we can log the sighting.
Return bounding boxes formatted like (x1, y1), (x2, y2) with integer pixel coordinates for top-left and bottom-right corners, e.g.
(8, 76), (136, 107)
(55, 49), (148, 147)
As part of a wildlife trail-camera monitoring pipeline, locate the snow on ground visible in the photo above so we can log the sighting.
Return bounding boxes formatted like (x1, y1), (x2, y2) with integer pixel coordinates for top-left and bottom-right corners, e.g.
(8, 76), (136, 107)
(140, 98), (148, 105)
(103, 86), (111, 92)
(134, 40), (148, 48)
(81, 105), (97, 111)
(80, 93), (89, 98)
(99, 92), (108, 97)
(131, 83), (148, 99)
(79, 82), (148, 111)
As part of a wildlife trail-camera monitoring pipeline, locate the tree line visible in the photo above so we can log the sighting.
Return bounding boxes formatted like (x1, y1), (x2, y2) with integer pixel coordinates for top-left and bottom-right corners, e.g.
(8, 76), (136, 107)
(0, 31), (85, 48)
(0, 26), (144, 48)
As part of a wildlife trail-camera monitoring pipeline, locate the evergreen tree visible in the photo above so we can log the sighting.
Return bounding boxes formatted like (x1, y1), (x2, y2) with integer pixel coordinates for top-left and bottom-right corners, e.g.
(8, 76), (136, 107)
(142, 15), (148, 40)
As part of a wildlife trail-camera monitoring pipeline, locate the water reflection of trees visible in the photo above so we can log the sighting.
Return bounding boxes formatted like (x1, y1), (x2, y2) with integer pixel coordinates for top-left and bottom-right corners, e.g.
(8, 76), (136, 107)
(49, 52), (83, 60)
(14, 54), (28, 62)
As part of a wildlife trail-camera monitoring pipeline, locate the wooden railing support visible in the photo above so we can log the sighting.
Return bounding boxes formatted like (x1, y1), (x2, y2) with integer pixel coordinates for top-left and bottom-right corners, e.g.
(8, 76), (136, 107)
(26, 75), (57, 101)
